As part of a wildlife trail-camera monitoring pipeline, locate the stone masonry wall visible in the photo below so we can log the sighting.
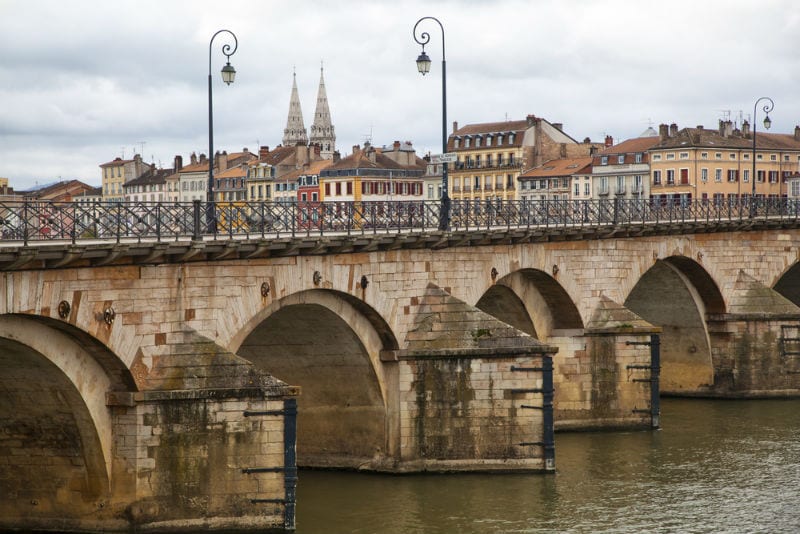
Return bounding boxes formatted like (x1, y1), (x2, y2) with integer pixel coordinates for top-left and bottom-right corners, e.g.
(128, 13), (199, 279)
(397, 354), (548, 472)
(111, 392), (289, 531)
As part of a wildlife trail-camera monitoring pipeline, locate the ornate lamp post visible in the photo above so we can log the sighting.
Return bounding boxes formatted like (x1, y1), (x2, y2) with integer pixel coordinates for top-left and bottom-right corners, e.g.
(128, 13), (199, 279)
(750, 96), (773, 218)
(413, 16), (450, 231)
(207, 29), (238, 233)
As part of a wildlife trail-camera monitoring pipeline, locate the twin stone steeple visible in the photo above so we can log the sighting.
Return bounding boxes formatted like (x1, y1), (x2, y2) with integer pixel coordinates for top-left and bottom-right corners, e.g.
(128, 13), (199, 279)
(282, 66), (336, 160)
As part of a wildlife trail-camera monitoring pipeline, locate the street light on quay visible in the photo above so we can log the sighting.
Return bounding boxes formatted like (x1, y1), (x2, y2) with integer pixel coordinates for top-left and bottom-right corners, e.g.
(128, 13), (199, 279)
(413, 16), (450, 231)
(207, 29), (238, 232)
(750, 96), (774, 218)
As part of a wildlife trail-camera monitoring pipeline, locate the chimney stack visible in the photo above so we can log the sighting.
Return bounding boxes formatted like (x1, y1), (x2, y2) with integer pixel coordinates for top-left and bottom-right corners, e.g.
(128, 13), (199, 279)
(795, 125), (800, 141)
(174, 155), (183, 171)
(604, 135), (613, 148)
(452, 121), (458, 133)
(553, 123), (563, 132)
(190, 152), (198, 165)
(259, 146), (270, 161)
(669, 123), (678, 137)
(659, 124), (669, 140)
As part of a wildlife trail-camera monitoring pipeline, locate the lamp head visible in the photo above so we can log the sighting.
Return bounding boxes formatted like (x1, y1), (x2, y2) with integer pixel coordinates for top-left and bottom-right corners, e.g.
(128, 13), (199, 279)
(763, 114), (772, 130)
(416, 50), (431, 76)
(221, 62), (236, 85)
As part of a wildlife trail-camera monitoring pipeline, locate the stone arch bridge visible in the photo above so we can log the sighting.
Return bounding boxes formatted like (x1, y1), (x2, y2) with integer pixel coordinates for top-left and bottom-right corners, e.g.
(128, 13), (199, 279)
(2, 221), (800, 532)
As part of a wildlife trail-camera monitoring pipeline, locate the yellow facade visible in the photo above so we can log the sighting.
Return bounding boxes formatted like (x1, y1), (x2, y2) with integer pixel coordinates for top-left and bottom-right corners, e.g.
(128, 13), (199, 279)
(449, 140), (521, 201)
(649, 125), (800, 203)
(649, 146), (799, 202)
(101, 161), (126, 202)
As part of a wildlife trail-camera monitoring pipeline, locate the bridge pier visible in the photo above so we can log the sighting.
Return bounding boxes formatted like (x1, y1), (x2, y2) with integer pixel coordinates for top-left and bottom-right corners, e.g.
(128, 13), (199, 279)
(707, 314), (800, 396)
(703, 271), (800, 396)
(382, 284), (559, 472)
(106, 387), (298, 532)
(551, 298), (661, 431)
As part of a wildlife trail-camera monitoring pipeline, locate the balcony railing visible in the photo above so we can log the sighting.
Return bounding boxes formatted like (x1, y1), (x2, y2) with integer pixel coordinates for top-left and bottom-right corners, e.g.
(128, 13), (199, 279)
(0, 197), (797, 245)
(454, 160), (522, 171)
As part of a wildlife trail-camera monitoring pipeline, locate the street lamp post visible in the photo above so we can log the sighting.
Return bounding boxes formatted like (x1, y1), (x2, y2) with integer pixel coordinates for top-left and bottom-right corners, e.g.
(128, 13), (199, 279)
(750, 96), (774, 218)
(413, 16), (450, 231)
(207, 29), (238, 233)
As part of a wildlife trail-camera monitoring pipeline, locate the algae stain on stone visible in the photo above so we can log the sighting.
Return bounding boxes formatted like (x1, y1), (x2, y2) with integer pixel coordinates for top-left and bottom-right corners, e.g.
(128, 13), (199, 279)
(412, 358), (475, 460)
(589, 337), (618, 416)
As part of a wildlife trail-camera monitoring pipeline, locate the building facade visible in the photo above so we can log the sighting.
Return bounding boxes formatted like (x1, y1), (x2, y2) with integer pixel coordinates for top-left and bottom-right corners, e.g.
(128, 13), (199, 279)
(590, 134), (659, 200)
(319, 142), (425, 203)
(447, 115), (600, 201)
(518, 157), (592, 201)
(99, 154), (152, 202)
(649, 122), (800, 205)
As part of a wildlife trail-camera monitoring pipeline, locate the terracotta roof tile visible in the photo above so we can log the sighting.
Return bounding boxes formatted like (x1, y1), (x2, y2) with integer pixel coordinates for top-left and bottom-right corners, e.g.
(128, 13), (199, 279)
(519, 156), (593, 178)
(451, 120), (530, 137)
(600, 136), (661, 154)
(216, 165), (247, 179)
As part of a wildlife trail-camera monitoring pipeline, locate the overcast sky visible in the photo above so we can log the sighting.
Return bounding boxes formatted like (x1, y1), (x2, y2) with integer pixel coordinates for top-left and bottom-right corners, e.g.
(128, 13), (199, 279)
(1, 0), (798, 190)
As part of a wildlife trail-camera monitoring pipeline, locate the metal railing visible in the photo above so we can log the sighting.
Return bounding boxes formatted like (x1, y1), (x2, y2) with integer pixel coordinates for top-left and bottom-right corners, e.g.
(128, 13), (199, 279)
(1, 197), (798, 245)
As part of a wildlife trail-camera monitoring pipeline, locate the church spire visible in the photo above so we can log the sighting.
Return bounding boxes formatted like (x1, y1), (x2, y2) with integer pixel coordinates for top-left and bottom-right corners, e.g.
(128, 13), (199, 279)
(309, 62), (336, 159)
(282, 69), (308, 146)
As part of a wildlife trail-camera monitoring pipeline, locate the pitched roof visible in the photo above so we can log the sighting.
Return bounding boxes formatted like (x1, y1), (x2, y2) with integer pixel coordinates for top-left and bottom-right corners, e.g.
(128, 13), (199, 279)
(124, 167), (173, 187)
(327, 148), (410, 172)
(178, 161), (210, 173)
(600, 136), (661, 155)
(258, 146), (296, 166)
(99, 157), (134, 167)
(519, 157), (593, 178)
(451, 119), (530, 137)
(216, 165), (247, 179)
(650, 127), (800, 151)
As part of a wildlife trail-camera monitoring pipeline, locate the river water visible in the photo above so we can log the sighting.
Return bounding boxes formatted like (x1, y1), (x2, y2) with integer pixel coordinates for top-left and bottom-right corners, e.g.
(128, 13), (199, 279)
(294, 399), (800, 533)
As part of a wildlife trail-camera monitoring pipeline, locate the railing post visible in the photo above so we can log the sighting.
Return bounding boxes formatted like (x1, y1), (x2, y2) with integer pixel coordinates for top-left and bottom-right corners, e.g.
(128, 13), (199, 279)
(22, 201), (29, 245)
(115, 202), (122, 243)
(192, 200), (202, 240)
(155, 204), (162, 242)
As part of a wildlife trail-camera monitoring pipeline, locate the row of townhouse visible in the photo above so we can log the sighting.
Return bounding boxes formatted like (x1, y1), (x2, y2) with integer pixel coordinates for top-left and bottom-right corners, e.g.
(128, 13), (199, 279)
(91, 140), (433, 206)
(445, 114), (605, 201)
(514, 120), (800, 203)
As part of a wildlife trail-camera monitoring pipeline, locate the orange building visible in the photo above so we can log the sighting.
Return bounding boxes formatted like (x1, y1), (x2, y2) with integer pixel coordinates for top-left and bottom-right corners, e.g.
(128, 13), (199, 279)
(649, 122), (800, 204)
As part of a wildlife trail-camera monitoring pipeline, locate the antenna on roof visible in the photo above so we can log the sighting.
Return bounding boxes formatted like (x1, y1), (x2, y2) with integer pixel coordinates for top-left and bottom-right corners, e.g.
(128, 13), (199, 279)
(120, 147), (126, 159)
(137, 141), (146, 156)
(363, 125), (373, 145)
(718, 109), (731, 121)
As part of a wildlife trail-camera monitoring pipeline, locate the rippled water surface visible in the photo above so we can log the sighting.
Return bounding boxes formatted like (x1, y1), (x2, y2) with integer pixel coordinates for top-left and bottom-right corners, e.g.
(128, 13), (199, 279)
(295, 399), (800, 533)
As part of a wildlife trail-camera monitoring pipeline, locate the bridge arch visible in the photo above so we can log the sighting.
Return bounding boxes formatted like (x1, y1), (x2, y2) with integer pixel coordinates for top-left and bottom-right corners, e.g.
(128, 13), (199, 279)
(0, 314), (137, 514)
(624, 256), (725, 393)
(231, 289), (399, 469)
(476, 268), (584, 340)
(773, 261), (800, 307)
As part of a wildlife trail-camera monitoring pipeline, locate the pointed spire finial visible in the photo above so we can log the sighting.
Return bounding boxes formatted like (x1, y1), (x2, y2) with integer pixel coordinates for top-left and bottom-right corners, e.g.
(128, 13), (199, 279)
(310, 64), (335, 159)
